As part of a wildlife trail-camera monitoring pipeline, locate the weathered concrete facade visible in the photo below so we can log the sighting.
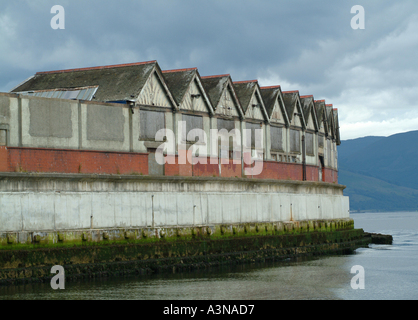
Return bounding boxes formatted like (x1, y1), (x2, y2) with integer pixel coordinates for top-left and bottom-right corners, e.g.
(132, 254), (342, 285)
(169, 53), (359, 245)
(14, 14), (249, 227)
(0, 61), (344, 244)
(0, 173), (348, 233)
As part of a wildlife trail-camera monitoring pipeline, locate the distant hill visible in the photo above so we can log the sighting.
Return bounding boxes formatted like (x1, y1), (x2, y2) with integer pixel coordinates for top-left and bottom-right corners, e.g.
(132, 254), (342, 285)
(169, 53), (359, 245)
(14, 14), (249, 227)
(338, 131), (418, 212)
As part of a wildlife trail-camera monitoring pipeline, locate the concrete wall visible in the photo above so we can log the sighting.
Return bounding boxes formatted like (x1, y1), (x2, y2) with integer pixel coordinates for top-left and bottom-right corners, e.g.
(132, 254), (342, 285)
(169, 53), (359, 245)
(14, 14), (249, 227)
(0, 93), (339, 182)
(0, 173), (349, 232)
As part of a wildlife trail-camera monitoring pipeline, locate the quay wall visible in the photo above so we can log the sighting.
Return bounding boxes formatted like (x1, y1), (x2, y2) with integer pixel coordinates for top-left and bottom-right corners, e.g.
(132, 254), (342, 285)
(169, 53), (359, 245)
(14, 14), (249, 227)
(0, 173), (348, 233)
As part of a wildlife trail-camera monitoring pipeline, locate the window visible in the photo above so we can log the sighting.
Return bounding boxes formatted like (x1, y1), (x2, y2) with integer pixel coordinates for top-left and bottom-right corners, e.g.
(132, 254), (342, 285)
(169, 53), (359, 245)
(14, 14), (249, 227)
(327, 139), (332, 166)
(246, 122), (262, 148)
(290, 129), (300, 153)
(306, 133), (314, 155)
(17, 86), (98, 101)
(0, 130), (6, 146)
(318, 135), (324, 148)
(140, 110), (165, 140)
(270, 126), (283, 151)
(217, 118), (235, 132)
(182, 114), (204, 143)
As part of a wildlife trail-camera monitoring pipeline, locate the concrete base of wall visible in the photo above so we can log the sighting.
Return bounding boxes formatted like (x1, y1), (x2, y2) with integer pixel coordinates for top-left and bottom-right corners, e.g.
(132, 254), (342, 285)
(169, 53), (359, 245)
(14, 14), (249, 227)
(0, 172), (349, 232)
(0, 218), (355, 249)
(0, 227), (369, 286)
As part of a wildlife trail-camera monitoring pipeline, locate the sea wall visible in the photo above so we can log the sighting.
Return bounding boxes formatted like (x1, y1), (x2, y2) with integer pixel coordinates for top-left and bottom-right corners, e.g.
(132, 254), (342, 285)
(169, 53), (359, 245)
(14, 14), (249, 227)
(0, 227), (369, 285)
(0, 172), (348, 234)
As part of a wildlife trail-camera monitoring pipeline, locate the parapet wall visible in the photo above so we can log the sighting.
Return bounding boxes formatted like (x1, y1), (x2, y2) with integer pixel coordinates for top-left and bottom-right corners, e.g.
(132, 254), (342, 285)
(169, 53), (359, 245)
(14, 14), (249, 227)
(0, 172), (348, 233)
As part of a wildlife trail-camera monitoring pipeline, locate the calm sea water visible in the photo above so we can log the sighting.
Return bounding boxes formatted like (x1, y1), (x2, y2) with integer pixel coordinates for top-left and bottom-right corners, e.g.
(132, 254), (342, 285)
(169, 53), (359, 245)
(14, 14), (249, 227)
(0, 211), (417, 300)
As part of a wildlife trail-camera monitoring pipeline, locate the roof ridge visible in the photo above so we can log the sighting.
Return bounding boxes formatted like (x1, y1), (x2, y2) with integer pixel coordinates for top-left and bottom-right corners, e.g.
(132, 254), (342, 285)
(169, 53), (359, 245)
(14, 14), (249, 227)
(326, 104), (333, 107)
(315, 100), (326, 103)
(260, 85), (281, 89)
(162, 67), (197, 74)
(233, 80), (257, 84)
(201, 74), (230, 79)
(282, 90), (299, 94)
(35, 61), (157, 75)
(300, 95), (313, 98)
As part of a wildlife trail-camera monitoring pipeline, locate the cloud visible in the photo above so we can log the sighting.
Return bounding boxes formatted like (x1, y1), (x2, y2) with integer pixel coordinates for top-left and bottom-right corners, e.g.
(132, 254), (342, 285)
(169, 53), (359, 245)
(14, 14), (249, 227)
(1, 0), (417, 140)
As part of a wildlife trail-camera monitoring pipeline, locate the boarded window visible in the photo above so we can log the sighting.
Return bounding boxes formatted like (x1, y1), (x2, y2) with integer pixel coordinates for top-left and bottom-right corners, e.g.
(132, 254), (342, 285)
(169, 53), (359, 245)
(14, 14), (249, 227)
(0, 130), (6, 146)
(327, 139), (332, 166)
(290, 129), (300, 153)
(306, 133), (314, 155)
(183, 114), (204, 142)
(140, 110), (165, 140)
(270, 126), (283, 151)
(217, 118), (235, 132)
(245, 122), (262, 148)
(318, 135), (324, 148)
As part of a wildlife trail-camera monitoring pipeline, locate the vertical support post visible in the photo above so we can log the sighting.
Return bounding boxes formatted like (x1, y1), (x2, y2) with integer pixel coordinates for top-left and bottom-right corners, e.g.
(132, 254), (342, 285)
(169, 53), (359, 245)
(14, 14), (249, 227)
(18, 95), (22, 147)
(78, 102), (82, 149)
(152, 195), (155, 229)
(302, 134), (306, 181)
(129, 103), (134, 152)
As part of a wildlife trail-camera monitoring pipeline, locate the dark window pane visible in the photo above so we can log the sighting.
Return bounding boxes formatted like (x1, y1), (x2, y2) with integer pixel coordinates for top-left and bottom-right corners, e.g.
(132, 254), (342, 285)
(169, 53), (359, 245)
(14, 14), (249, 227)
(270, 126), (283, 151)
(290, 129), (300, 152)
(140, 110), (165, 140)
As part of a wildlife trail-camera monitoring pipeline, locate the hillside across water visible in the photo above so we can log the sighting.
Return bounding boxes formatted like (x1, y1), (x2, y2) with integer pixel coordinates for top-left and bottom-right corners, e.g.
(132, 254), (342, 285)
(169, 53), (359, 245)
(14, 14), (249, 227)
(338, 131), (418, 212)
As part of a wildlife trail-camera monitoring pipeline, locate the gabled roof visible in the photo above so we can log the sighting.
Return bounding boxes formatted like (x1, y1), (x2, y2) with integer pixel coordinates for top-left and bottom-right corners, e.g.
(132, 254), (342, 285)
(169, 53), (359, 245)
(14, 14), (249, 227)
(162, 68), (214, 114)
(259, 85), (289, 126)
(300, 95), (319, 131)
(200, 74), (244, 118)
(314, 100), (328, 134)
(333, 108), (341, 145)
(326, 104), (336, 139)
(233, 80), (269, 121)
(11, 61), (161, 103)
(282, 91), (306, 129)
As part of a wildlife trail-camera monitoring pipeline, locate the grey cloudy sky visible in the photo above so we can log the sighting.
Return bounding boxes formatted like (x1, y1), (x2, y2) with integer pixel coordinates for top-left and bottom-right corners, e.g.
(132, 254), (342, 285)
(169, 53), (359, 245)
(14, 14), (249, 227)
(1, 0), (417, 140)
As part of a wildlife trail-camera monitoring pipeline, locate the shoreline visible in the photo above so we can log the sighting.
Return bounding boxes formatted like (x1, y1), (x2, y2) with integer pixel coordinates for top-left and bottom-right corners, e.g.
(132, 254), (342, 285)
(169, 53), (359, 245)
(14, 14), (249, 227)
(0, 228), (378, 286)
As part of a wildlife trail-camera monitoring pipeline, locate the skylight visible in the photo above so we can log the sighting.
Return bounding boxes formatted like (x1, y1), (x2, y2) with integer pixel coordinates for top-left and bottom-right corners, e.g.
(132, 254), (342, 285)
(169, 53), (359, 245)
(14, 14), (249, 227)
(16, 86), (98, 101)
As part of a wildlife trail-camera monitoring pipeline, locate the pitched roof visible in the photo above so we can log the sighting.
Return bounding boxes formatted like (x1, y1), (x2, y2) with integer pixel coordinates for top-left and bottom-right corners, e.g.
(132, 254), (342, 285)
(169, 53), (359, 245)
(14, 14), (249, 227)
(162, 68), (214, 114)
(11, 61), (158, 103)
(200, 74), (230, 109)
(314, 100), (327, 133)
(233, 80), (269, 121)
(326, 104), (335, 138)
(259, 85), (289, 125)
(161, 68), (198, 105)
(282, 91), (299, 122)
(201, 74), (244, 117)
(333, 108), (341, 145)
(232, 80), (259, 114)
(299, 95), (319, 131)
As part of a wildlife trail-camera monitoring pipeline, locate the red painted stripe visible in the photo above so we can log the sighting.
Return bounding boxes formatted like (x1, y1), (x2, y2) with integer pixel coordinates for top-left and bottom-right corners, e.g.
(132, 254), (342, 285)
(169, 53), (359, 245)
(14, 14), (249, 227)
(162, 67), (197, 73)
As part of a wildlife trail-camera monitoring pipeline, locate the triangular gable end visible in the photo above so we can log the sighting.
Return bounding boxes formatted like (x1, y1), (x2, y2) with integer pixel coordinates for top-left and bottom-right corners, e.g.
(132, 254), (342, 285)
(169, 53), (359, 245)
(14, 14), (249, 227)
(333, 108), (341, 145)
(283, 91), (306, 129)
(326, 104), (335, 139)
(235, 81), (268, 122)
(260, 86), (289, 126)
(300, 96), (319, 132)
(217, 80), (242, 118)
(184, 71), (214, 114)
(314, 100), (327, 135)
(201, 75), (244, 119)
(136, 63), (177, 110)
(163, 68), (214, 115)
